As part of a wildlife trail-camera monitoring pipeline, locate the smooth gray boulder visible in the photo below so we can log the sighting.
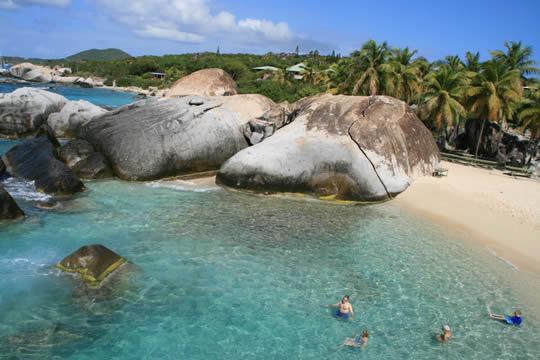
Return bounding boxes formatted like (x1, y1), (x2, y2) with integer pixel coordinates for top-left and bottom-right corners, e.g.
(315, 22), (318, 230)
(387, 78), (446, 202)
(168, 68), (238, 97)
(9, 63), (54, 82)
(0, 185), (24, 220)
(0, 88), (68, 138)
(2, 136), (85, 195)
(47, 100), (107, 138)
(217, 94), (440, 202)
(80, 95), (280, 180)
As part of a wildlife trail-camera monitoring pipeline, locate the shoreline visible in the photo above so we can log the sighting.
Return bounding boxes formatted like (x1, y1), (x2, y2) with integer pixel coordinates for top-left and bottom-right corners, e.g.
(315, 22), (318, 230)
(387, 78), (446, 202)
(395, 161), (540, 274)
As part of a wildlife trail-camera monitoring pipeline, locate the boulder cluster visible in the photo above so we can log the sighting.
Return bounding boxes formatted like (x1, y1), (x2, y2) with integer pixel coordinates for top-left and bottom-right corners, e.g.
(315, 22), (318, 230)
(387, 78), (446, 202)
(9, 63), (104, 87)
(1, 68), (441, 225)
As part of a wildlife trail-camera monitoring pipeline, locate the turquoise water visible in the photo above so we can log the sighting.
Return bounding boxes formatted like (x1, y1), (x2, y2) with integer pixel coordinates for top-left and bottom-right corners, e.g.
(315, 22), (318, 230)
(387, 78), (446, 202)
(1, 140), (540, 359)
(0, 82), (136, 108)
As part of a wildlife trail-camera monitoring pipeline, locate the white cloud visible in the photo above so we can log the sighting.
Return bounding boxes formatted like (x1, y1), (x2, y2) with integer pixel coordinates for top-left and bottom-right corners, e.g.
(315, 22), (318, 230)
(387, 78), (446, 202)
(96, 0), (294, 45)
(0, 0), (70, 9)
(135, 25), (204, 43)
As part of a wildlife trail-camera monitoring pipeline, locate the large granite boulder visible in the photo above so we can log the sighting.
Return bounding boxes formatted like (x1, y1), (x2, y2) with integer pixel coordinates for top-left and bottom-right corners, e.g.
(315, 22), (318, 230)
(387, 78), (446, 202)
(10, 63), (55, 82)
(168, 68), (238, 97)
(80, 96), (272, 180)
(217, 95), (440, 202)
(2, 136), (85, 195)
(56, 245), (127, 286)
(58, 139), (113, 179)
(0, 185), (24, 220)
(47, 100), (107, 138)
(0, 88), (68, 138)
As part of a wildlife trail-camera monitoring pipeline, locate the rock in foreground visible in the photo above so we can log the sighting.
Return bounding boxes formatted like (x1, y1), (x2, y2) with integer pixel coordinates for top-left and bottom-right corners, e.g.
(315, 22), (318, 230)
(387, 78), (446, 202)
(2, 137), (85, 195)
(81, 96), (253, 180)
(0, 185), (24, 220)
(0, 88), (68, 138)
(168, 68), (238, 97)
(47, 100), (107, 138)
(217, 95), (440, 202)
(57, 245), (127, 286)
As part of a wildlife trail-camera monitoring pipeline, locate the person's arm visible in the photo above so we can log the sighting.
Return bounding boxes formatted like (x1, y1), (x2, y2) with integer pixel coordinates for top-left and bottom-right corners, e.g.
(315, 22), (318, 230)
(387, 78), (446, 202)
(349, 304), (355, 317)
(329, 302), (340, 308)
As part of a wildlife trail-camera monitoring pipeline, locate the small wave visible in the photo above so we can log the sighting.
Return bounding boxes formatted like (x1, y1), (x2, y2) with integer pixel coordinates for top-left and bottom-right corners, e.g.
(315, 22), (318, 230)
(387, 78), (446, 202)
(1, 177), (52, 201)
(487, 248), (519, 270)
(146, 180), (218, 193)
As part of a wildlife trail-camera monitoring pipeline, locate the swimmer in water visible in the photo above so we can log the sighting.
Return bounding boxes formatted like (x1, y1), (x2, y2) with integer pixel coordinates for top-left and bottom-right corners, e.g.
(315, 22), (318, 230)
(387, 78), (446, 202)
(329, 295), (354, 320)
(342, 330), (369, 348)
(437, 325), (452, 342)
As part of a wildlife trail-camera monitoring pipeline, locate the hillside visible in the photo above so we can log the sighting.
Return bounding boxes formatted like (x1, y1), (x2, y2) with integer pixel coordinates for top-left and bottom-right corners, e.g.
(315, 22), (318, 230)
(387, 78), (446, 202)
(66, 48), (132, 61)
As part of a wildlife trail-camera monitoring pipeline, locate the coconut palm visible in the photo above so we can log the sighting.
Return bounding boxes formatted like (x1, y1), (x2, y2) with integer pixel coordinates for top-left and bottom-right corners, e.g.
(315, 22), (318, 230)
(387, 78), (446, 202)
(381, 47), (422, 103)
(272, 66), (293, 86)
(467, 61), (523, 157)
(519, 87), (540, 139)
(464, 51), (481, 73)
(419, 66), (467, 135)
(491, 41), (539, 77)
(348, 40), (390, 95)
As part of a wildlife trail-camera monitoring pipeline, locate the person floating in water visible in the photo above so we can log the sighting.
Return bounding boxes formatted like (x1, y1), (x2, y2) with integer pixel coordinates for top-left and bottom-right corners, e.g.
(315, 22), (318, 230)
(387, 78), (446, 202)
(329, 295), (354, 320)
(489, 309), (523, 326)
(342, 329), (369, 348)
(437, 325), (452, 342)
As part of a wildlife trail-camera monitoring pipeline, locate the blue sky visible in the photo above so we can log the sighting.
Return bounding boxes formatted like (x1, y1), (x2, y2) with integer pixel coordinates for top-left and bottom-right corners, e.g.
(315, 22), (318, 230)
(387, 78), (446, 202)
(1, 0), (539, 63)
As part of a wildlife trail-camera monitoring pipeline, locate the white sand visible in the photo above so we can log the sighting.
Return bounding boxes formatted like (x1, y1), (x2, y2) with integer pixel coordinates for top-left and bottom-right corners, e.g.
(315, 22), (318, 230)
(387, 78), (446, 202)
(395, 161), (540, 273)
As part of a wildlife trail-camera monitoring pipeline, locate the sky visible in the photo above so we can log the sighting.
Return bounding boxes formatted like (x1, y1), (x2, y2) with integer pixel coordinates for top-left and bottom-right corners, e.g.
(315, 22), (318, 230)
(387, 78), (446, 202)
(0, 0), (539, 63)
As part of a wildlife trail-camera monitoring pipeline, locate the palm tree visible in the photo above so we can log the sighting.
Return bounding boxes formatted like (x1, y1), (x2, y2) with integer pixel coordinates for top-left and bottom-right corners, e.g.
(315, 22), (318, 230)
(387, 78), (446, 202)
(491, 41), (539, 77)
(272, 66), (293, 86)
(381, 47), (422, 103)
(443, 55), (465, 73)
(519, 87), (540, 140)
(419, 66), (467, 137)
(467, 61), (522, 157)
(464, 51), (481, 73)
(348, 40), (390, 95)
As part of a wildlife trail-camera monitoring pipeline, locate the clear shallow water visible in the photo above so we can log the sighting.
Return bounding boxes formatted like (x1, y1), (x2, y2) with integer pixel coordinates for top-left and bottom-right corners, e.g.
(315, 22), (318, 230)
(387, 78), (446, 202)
(0, 82), (136, 108)
(1, 142), (540, 359)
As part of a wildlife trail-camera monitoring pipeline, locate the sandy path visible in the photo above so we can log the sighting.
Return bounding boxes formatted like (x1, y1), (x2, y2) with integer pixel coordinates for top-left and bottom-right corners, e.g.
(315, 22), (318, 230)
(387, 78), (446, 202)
(395, 161), (540, 273)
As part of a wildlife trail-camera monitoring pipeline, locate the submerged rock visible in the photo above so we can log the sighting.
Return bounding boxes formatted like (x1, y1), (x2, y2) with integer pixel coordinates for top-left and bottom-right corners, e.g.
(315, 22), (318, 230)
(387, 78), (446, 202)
(0, 88), (68, 138)
(2, 137), (85, 195)
(217, 94), (440, 202)
(57, 245), (127, 286)
(168, 68), (238, 97)
(0, 185), (24, 220)
(47, 100), (107, 138)
(80, 96), (252, 180)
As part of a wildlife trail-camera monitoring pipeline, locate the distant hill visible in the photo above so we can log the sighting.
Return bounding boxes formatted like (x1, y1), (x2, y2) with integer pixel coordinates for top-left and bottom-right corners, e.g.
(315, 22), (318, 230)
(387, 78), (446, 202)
(66, 48), (132, 62)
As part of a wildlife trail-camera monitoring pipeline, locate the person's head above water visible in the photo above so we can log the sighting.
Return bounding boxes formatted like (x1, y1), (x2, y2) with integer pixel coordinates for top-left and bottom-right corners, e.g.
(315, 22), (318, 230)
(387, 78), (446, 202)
(362, 330), (369, 338)
(514, 310), (522, 317)
(342, 295), (350, 303)
(443, 325), (451, 333)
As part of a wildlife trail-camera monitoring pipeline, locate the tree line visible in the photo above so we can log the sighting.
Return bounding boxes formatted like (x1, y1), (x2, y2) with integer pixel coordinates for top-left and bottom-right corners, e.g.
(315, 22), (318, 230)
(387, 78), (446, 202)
(55, 41), (539, 145)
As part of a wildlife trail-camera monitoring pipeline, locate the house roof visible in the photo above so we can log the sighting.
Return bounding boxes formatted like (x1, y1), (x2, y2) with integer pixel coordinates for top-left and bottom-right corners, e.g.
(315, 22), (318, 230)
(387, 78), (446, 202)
(286, 63), (307, 73)
(252, 66), (279, 71)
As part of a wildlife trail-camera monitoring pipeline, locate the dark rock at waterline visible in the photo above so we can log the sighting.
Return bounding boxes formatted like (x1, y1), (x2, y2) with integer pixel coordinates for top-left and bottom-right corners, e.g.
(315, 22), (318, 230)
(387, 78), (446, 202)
(80, 96), (251, 180)
(0, 185), (24, 220)
(0, 87), (68, 138)
(58, 139), (112, 179)
(218, 94), (440, 202)
(57, 245), (127, 286)
(72, 152), (113, 179)
(0, 157), (5, 176)
(36, 198), (62, 210)
(2, 137), (85, 195)
(35, 123), (61, 148)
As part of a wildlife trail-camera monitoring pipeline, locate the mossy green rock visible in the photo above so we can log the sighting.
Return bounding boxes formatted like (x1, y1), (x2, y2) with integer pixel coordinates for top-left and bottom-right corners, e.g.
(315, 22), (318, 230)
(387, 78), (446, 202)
(57, 245), (126, 286)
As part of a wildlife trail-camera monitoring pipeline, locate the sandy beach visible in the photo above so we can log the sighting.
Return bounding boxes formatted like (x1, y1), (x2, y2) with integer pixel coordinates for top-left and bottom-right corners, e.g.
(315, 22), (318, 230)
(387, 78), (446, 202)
(396, 161), (540, 274)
